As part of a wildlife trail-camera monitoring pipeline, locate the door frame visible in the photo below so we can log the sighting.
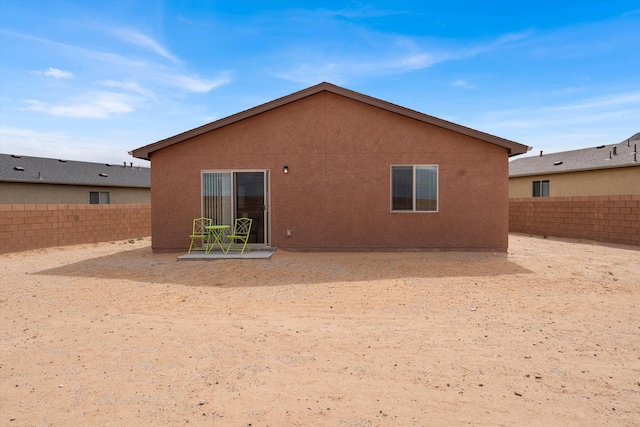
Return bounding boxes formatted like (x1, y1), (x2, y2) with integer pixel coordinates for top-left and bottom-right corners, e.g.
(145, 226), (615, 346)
(201, 169), (270, 247)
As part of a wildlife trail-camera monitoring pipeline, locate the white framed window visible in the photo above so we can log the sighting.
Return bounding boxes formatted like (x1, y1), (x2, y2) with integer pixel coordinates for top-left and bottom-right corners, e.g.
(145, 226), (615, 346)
(391, 165), (438, 212)
(532, 180), (549, 197)
(90, 191), (110, 204)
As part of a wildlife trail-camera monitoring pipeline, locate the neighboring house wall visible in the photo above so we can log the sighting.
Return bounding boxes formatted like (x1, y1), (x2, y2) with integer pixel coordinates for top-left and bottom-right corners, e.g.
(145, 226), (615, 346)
(0, 182), (151, 204)
(0, 204), (151, 254)
(509, 195), (640, 246)
(509, 167), (640, 198)
(150, 91), (511, 252)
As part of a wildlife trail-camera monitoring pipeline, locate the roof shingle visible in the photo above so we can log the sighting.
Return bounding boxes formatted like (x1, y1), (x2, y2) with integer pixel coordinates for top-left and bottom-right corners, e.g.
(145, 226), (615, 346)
(0, 154), (150, 188)
(509, 133), (639, 177)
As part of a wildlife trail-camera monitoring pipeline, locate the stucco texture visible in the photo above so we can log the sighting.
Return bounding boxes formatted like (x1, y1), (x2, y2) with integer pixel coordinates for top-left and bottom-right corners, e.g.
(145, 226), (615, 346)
(509, 166), (640, 198)
(0, 182), (150, 204)
(149, 92), (510, 252)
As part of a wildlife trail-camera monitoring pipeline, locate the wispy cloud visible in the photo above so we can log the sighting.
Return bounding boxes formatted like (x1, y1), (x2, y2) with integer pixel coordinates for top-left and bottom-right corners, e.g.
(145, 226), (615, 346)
(6, 29), (150, 68)
(277, 63), (344, 85)
(550, 87), (587, 95)
(546, 91), (640, 111)
(0, 126), (135, 164)
(473, 90), (640, 151)
(451, 79), (475, 89)
(30, 67), (74, 78)
(398, 53), (439, 70)
(24, 92), (141, 119)
(6, 28), (229, 121)
(97, 80), (156, 99)
(316, 5), (408, 19)
(7, 29), (228, 94)
(483, 91), (640, 129)
(44, 67), (74, 79)
(469, 30), (532, 54)
(168, 72), (231, 93)
(276, 28), (531, 84)
(111, 28), (179, 62)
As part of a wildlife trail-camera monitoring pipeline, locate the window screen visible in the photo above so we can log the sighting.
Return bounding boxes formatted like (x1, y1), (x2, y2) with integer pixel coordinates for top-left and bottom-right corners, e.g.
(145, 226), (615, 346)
(89, 192), (99, 204)
(533, 180), (550, 197)
(391, 166), (413, 210)
(391, 165), (438, 212)
(90, 191), (110, 204)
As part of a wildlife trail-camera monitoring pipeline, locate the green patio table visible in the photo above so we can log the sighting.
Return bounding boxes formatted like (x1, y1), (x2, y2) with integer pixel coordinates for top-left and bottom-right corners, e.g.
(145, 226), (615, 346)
(205, 224), (230, 253)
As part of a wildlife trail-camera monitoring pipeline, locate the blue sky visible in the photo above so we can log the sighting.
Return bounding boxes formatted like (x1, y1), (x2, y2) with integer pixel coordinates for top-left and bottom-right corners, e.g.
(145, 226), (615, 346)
(1, 1), (639, 165)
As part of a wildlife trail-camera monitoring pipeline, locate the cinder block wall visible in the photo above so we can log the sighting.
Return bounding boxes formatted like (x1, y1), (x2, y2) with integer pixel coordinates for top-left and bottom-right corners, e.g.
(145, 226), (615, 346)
(0, 204), (151, 254)
(509, 195), (640, 246)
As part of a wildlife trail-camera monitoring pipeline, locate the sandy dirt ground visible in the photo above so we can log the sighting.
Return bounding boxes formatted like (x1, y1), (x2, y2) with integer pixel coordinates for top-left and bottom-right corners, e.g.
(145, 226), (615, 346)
(1, 234), (639, 427)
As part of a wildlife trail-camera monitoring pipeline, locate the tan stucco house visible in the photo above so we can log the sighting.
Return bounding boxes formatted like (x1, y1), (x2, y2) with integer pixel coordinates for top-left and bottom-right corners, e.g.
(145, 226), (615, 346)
(131, 82), (530, 253)
(509, 133), (640, 198)
(1, 154), (150, 204)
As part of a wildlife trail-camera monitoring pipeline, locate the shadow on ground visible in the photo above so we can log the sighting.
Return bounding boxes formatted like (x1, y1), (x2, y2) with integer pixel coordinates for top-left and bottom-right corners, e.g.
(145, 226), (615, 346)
(33, 246), (533, 288)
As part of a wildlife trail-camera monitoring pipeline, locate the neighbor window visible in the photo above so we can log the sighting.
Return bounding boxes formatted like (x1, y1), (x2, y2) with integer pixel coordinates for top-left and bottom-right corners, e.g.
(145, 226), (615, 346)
(391, 165), (438, 212)
(532, 180), (550, 197)
(90, 191), (110, 204)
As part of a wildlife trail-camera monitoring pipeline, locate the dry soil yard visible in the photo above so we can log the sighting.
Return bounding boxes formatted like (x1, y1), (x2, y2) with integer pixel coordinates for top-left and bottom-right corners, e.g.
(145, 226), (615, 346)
(1, 234), (639, 426)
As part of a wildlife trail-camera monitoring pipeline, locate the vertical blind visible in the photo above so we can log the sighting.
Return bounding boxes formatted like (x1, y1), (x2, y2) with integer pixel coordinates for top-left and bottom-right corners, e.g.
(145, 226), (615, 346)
(202, 173), (232, 225)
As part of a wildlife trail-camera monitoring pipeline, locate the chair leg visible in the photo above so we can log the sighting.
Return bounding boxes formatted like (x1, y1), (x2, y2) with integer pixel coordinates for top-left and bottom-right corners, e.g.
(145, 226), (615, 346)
(224, 238), (250, 254)
(189, 236), (208, 254)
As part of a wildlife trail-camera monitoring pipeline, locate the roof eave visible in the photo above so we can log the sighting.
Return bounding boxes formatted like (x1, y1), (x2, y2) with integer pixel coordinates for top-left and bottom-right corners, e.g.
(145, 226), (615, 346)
(509, 162), (640, 178)
(0, 178), (150, 188)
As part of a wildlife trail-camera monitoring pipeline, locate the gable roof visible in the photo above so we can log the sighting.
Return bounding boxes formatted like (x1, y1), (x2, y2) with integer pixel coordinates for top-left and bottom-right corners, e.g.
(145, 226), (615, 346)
(509, 133), (640, 177)
(130, 82), (530, 160)
(1, 153), (150, 188)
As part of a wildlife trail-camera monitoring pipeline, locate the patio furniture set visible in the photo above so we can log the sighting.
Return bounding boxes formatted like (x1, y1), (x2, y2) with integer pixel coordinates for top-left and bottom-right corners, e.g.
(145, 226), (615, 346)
(188, 217), (253, 255)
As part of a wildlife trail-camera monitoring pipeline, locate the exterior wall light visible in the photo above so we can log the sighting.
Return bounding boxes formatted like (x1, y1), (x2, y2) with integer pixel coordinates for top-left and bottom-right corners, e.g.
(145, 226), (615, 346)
(283, 165), (289, 174)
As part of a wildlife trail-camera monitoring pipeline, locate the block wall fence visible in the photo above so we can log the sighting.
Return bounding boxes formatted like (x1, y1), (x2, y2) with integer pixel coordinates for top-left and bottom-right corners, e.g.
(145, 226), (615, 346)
(0, 204), (151, 254)
(2, 199), (637, 253)
(509, 195), (640, 246)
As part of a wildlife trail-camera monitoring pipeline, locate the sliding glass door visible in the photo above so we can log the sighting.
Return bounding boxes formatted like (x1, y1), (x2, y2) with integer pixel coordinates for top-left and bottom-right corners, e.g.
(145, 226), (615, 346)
(202, 170), (269, 245)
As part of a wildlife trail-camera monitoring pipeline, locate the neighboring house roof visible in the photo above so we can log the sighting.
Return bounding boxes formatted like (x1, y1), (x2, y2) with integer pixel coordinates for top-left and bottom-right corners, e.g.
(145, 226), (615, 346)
(0, 153), (150, 188)
(130, 82), (531, 160)
(509, 133), (640, 177)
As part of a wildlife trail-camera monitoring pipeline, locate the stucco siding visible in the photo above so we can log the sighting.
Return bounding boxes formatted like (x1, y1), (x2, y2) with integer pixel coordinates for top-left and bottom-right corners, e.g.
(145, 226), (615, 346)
(509, 166), (640, 198)
(0, 182), (150, 204)
(150, 92), (510, 252)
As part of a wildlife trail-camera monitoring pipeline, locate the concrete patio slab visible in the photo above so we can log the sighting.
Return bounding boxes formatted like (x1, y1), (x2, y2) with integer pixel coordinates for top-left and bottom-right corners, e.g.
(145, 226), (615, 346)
(177, 247), (276, 261)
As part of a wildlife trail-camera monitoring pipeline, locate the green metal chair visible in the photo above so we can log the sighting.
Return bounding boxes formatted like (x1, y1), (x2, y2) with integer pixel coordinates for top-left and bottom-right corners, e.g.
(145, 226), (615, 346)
(224, 217), (253, 254)
(188, 217), (212, 253)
